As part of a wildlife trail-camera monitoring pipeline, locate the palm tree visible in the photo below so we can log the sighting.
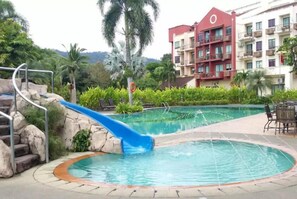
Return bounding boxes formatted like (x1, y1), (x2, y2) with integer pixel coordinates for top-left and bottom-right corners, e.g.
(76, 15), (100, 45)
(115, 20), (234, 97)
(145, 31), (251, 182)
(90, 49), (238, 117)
(61, 43), (88, 103)
(0, 0), (28, 31)
(104, 41), (145, 85)
(247, 70), (272, 96)
(231, 70), (250, 87)
(97, 0), (159, 67)
(154, 60), (176, 88)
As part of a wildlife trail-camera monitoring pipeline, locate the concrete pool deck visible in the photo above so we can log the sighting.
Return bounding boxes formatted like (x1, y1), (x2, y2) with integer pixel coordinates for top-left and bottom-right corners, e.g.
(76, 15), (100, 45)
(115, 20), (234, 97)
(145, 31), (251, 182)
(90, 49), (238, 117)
(2, 113), (297, 199)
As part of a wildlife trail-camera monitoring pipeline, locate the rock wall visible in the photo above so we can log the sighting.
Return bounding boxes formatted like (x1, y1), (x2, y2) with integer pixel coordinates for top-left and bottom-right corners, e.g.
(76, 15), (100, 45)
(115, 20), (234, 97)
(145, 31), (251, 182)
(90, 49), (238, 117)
(13, 88), (122, 156)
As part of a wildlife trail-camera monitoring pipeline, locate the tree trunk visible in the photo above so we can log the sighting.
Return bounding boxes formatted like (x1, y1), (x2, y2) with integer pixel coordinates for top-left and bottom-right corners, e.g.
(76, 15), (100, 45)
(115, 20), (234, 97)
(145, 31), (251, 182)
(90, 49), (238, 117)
(124, 10), (133, 104)
(70, 72), (77, 104)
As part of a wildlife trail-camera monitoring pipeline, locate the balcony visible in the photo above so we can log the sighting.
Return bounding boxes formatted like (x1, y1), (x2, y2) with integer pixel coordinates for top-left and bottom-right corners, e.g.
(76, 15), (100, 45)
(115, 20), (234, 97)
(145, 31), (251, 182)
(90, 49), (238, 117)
(223, 53), (231, 60)
(238, 51), (253, 60)
(253, 51), (262, 58)
(294, 23), (297, 30)
(195, 72), (224, 80)
(184, 43), (195, 51)
(196, 41), (203, 47)
(276, 24), (291, 35)
(210, 35), (223, 43)
(185, 59), (195, 66)
(196, 57), (205, 63)
(266, 49), (275, 56)
(266, 28), (275, 35)
(253, 30), (262, 38)
(238, 32), (254, 42)
(223, 35), (231, 42)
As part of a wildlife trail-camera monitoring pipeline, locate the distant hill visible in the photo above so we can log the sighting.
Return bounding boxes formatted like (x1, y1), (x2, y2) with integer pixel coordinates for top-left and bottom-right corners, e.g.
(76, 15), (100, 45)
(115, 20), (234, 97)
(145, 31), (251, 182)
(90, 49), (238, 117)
(55, 50), (159, 65)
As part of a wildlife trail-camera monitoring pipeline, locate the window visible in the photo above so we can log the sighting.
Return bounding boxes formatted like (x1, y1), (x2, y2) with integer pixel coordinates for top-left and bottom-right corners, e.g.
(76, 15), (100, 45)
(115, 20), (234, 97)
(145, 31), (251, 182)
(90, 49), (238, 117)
(175, 41), (180, 49)
(215, 46), (223, 58)
(246, 62), (253, 70)
(256, 61), (262, 68)
(198, 65), (203, 73)
(205, 65), (209, 73)
(256, 41), (262, 51)
(226, 26), (231, 35)
(175, 56), (180, 63)
(198, 33), (203, 42)
(246, 25), (253, 36)
(215, 64), (223, 77)
(268, 19), (275, 27)
(271, 84), (284, 94)
(191, 67), (195, 74)
(226, 45), (232, 54)
(226, 63), (232, 70)
(246, 44), (253, 54)
(215, 28), (223, 40)
(205, 48), (210, 59)
(283, 16), (290, 27)
(205, 31), (210, 42)
(268, 59), (275, 67)
(198, 50), (203, 58)
(268, 39), (275, 49)
(256, 22), (262, 30)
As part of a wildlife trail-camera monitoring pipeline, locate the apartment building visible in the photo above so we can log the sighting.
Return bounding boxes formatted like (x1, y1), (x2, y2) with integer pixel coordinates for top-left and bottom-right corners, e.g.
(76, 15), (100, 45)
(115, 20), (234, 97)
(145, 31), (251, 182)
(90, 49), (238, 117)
(169, 8), (236, 88)
(169, 0), (297, 91)
(236, 0), (297, 94)
(169, 25), (196, 87)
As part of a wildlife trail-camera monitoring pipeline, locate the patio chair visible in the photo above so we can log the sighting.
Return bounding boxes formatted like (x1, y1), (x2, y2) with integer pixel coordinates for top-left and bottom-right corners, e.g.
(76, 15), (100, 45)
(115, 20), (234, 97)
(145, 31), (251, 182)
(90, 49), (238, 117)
(275, 105), (297, 135)
(263, 104), (276, 132)
(108, 98), (115, 106)
(99, 99), (115, 111)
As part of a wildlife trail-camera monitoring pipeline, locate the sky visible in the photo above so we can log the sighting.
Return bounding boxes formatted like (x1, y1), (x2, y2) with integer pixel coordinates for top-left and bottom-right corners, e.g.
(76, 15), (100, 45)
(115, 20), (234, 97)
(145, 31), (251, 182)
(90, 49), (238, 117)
(10, 0), (260, 59)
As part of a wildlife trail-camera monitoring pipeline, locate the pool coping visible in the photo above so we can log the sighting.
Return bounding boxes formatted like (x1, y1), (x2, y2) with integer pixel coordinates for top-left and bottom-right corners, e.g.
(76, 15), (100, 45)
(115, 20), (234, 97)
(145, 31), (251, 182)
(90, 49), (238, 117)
(34, 133), (297, 198)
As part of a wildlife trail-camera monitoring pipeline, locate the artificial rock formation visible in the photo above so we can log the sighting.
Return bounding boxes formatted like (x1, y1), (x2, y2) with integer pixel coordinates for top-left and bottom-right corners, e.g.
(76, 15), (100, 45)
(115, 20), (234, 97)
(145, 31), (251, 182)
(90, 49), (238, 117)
(20, 125), (46, 162)
(0, 140), (13, 178)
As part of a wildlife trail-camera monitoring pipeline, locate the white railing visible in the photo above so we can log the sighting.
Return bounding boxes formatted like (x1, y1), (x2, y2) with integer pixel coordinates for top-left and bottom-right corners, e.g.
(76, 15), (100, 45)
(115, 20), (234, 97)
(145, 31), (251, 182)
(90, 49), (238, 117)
(12, 64), (49, 163)
(0, 111), (15, 172)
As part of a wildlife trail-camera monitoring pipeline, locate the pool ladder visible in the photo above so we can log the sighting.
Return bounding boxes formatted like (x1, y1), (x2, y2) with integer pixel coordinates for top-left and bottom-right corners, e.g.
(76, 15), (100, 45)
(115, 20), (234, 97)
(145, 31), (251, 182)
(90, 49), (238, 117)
(162, 102), (170, 112)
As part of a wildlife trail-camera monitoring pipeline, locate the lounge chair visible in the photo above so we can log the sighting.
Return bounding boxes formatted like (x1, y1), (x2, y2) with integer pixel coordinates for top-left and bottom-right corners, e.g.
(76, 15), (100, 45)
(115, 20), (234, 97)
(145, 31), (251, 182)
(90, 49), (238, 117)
(99, 99), (115, 111)
(263, 104), (276, 132)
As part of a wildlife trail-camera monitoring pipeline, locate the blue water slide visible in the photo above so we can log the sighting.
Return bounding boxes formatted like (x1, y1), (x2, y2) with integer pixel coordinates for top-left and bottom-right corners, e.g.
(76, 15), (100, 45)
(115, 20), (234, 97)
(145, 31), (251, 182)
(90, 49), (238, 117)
(59, 100), (154, 154)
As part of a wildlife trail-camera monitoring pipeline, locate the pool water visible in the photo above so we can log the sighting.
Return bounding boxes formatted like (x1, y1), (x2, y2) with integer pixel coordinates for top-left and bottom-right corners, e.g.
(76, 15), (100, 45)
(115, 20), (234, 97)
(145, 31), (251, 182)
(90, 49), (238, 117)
(111, 106), (263, 135)
(68, 140), (295, 186)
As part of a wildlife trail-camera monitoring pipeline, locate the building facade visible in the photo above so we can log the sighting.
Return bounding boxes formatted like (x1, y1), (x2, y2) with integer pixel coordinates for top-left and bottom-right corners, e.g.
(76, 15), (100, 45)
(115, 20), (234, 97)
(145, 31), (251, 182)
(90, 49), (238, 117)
(236, 0), (297, 94)
(169, 0), (297, 93)
(169, 8), (237, 88)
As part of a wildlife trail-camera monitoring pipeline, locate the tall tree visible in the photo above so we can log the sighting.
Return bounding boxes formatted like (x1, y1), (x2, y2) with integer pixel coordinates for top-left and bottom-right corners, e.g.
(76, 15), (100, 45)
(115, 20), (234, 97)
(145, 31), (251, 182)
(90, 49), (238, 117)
(154, 59), (176, 87)
(104, 41), (145, 86)
(231, 70), (250, 87)
(61, 43), (88, 103)
(97, 0), (159, 66)
(247, 70), (272, 96)
(277, 36), (297, 73)
(0, 0), (28, 31)
(0, 19), (37, 66)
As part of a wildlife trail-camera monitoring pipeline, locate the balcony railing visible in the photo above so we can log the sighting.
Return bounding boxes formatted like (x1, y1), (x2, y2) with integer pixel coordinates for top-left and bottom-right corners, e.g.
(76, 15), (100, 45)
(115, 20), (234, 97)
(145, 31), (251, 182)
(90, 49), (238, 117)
(253, 51), (262, 58)
(238, 32), (254, 42)
(266, 27), (275, 35)
(253, 30), (262, 38)
(195, 70), (234, 80)
(223, 53), (231, 60)
(223, 35), (231, 42)
(275, 24), (291, 35)
(266, 49), (275, 56)
(238, 51), (253, 60)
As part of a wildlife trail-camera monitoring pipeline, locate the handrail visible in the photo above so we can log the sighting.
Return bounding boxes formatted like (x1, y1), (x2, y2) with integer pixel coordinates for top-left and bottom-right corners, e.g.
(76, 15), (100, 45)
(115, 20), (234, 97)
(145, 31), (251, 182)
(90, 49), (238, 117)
(0, 66), (54, 93)
(0, 111), (15, 172)
(12, 63), (49, 163)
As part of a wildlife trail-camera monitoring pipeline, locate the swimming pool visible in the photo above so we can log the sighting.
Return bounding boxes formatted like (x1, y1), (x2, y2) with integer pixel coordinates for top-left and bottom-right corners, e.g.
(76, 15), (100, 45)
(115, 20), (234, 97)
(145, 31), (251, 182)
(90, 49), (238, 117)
(111, 106), (264, 135)
(68, 140), (295, 186)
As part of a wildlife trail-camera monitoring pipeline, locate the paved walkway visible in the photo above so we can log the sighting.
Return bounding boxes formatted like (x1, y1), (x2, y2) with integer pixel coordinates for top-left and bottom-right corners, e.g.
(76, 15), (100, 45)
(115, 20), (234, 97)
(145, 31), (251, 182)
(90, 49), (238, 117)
(1, 113), (297, 199)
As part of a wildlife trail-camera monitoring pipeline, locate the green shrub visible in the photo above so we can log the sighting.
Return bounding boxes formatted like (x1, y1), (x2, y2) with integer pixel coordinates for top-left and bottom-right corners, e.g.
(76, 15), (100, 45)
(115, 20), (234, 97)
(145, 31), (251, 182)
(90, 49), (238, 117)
(79, 87), (106, 109)
(22, 103), (67, 160)
(115, 102), (143, 114)
(72, 129), (91, 152)
(49, 134), (67, 160)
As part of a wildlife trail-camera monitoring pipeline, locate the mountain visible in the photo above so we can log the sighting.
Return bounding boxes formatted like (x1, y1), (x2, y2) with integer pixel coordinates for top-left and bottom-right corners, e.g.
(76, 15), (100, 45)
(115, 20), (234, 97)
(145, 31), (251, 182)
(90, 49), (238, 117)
(54, 50), (159, 65)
